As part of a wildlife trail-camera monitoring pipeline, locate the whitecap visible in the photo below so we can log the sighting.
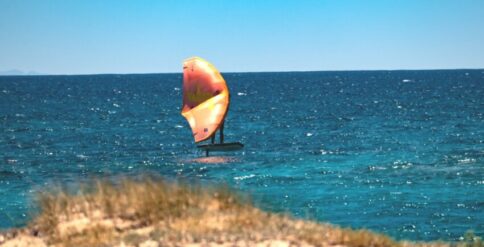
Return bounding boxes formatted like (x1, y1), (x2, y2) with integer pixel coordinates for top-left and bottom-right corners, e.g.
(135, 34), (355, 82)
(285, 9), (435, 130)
(234, 174), (256, 181)
(368, 166), (386, 171)
(5, 159), (18, 164)
(458, 158), (476, 164)
(76, 154), (89, 160)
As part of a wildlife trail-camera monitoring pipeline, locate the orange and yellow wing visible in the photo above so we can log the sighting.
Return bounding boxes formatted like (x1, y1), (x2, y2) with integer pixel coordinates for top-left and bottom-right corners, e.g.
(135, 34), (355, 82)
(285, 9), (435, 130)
(181, 57), (229, 143)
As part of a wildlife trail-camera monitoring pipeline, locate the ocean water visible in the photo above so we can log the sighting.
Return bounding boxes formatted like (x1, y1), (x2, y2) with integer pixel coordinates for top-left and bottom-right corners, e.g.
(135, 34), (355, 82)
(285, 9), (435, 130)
(0, 70), (483, 241)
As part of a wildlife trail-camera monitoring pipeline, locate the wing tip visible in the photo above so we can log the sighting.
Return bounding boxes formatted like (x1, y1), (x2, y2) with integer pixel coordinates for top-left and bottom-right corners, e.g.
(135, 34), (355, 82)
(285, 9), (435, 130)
(184, 56), (214, 66)
(184, 56), (202, 62)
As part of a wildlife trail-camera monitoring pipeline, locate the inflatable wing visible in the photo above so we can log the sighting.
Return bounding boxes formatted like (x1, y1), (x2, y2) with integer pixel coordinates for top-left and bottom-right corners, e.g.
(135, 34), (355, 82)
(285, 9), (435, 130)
(181, 57), (229, 143)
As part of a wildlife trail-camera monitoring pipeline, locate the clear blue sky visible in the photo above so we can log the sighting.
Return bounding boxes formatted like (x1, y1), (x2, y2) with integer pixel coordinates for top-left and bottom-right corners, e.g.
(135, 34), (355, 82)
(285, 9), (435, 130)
(1, 0), (483, 74)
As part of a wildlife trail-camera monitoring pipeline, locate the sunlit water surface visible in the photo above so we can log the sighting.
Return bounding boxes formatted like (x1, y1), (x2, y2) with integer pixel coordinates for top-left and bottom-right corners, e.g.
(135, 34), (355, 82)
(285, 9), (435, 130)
(0, 70), (483, 241)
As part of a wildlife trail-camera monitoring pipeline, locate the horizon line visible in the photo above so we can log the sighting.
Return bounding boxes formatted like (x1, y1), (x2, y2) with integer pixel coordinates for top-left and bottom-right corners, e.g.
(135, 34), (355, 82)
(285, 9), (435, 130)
(1, 67), (483, 77)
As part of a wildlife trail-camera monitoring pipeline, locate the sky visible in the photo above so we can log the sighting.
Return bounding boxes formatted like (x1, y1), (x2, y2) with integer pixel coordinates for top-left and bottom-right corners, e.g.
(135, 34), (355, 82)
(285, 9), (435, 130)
(0, 0), (483, 74)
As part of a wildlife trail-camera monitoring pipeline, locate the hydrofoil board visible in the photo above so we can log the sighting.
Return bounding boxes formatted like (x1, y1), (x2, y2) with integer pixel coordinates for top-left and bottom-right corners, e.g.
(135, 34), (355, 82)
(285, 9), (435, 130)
(197, 142), (244, 152)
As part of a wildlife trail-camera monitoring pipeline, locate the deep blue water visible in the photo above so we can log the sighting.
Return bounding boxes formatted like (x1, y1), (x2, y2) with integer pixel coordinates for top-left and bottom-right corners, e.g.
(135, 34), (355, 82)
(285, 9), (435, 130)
(0, 70), (483, 241)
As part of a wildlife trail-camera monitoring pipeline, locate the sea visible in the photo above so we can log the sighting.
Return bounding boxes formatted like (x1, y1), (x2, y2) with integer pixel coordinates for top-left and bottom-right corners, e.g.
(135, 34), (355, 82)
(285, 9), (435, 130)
(0, 70), (482, 241)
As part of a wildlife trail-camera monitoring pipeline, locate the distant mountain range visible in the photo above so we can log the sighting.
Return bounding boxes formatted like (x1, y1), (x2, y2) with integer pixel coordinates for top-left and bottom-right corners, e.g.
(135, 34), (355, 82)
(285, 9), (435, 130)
(0, 69), (42, 76)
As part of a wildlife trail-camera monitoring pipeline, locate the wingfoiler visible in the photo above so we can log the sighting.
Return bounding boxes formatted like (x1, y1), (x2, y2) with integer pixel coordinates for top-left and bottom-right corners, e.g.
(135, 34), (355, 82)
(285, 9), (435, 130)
(181, 57), (243, 156)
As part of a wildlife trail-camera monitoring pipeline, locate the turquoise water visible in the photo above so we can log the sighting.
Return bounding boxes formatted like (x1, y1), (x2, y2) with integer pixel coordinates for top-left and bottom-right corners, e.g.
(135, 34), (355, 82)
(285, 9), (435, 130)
(0, 70), (482, 241)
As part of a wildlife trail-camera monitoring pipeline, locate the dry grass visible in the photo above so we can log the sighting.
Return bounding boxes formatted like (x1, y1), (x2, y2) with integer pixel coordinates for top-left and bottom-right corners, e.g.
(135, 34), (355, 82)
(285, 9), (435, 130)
(1, 177), (481, 247)
(33, 178), (243, 244)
